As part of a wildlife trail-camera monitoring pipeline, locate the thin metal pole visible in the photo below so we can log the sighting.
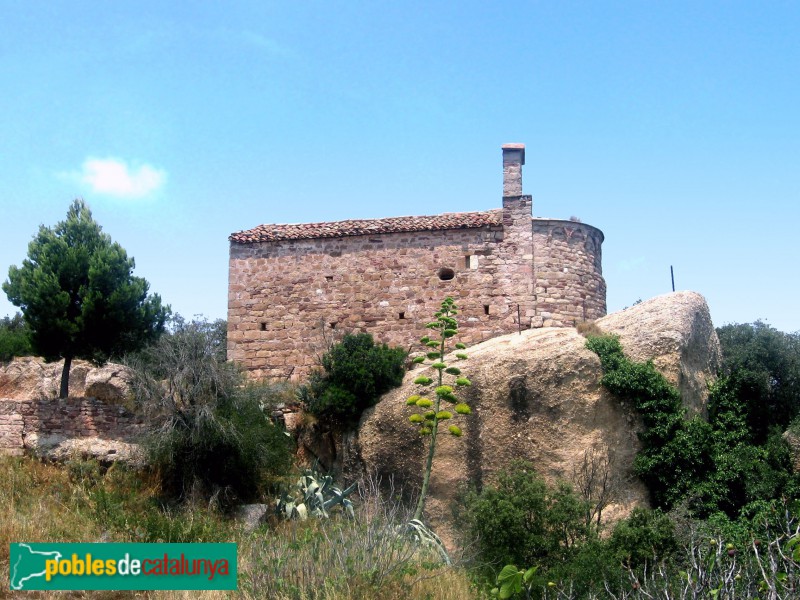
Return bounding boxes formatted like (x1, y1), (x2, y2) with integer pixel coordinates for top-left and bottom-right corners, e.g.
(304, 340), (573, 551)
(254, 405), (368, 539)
(671, 266), (675, 292)
(517, 304), (522, 334)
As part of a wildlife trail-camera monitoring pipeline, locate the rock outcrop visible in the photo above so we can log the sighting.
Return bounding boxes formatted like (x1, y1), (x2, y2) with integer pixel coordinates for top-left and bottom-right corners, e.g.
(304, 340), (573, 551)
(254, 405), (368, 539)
(0, 356), (131, 403)
(354, 291), (721, 545)
(596, 291), (721, 415)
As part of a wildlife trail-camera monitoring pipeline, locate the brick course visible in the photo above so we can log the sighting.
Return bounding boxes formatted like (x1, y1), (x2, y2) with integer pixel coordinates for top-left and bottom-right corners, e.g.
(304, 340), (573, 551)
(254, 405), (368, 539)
(0, 396), (143, 455)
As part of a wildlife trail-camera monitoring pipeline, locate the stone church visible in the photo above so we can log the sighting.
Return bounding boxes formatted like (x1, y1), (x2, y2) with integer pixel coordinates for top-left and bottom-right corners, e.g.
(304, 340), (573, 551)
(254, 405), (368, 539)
(228, 144), (606, 380)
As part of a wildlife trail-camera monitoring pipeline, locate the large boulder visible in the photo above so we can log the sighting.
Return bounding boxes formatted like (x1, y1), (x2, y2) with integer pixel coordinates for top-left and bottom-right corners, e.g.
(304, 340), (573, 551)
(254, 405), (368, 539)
(354, 291), (721, 546)
(596, 291), (721, 415)
(0, 356), (132, 402)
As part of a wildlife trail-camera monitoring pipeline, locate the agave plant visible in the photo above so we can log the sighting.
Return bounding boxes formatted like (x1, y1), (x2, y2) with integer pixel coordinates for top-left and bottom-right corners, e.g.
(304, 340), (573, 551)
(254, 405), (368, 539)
(403, 297), (473, 520)
(403, 518), (451, 565)
(276, 469), (357, 520)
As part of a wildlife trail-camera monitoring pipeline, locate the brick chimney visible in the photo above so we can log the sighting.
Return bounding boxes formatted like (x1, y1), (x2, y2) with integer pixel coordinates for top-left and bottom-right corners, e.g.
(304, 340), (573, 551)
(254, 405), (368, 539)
(499, 143), (535, 330)
(502, 143), (525, 197)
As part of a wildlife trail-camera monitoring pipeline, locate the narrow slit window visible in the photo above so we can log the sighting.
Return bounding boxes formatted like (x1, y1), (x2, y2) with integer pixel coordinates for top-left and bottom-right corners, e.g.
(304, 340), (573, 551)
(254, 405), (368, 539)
(260, 322), (267, 331)
(399, 312), (405, 320)
(484, 304), (490, 315)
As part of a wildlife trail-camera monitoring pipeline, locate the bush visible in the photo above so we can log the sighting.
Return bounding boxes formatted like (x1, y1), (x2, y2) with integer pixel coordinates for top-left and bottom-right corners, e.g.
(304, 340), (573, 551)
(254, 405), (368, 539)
(461, 461), (592, 578)
(0, 313), (32, 362)
(127, 317), (292, 507)
(716, 321), (800, 441)
(607, 507), (678, 569)
(305, 332), (406, 423)
(586, 334), (712, 509)
(587, 332), (800, 520)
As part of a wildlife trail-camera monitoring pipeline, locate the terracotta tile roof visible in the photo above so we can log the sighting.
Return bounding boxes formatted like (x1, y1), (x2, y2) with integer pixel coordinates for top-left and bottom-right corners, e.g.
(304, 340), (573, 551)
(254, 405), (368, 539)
(229, 209), (503, 243)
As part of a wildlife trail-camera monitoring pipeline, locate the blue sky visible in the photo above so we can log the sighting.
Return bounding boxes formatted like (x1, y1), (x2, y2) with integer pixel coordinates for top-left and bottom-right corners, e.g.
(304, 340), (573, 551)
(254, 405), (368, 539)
(2, 2), (798, 332)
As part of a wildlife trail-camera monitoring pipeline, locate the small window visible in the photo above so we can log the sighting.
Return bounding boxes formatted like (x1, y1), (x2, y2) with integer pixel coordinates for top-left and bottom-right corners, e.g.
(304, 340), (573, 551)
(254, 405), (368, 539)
(329, 322), (337, 329)
(484, 304), (490, 315)
(325, 275), (333, 282)
(260, 322), (267, 331)
(437, 267), (455, 281)
(399, 312), (405, 320)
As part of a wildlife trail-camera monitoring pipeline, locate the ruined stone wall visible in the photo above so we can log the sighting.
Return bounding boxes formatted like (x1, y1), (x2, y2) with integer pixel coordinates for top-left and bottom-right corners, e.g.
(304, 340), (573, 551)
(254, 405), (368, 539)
(228, 216), (535, 380)
(0, 396), (143, 456)
(532, 219), (606, 326)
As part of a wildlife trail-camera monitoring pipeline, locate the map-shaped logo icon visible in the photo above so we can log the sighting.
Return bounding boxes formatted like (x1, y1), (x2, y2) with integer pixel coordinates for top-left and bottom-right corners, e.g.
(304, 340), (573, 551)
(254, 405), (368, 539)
(10, 543), (63, 590)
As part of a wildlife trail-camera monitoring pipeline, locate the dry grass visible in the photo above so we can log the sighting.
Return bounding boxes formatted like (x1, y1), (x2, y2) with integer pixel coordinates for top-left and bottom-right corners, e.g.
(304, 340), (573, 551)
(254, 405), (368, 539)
(575, 320), (604, 338)
(0, 456), (479, 600)
(1, 458), (103, 561)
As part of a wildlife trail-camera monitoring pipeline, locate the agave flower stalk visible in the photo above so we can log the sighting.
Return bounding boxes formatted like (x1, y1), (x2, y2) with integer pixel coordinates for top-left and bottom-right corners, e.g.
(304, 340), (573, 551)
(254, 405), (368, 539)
(404, 297), (472, 521)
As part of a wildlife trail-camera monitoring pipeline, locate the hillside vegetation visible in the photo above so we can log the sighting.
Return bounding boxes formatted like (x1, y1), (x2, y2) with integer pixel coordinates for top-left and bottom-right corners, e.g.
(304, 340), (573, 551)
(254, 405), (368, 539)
(1, 312), (800, 598)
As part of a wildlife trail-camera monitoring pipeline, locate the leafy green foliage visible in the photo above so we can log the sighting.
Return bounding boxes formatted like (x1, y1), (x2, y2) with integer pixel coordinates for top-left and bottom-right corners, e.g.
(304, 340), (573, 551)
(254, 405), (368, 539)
(305, 332), (407, 423)
(586, 331), (800, 519)
(0, 313), (32, 362)
(586, 334), (713, 508)
(606, 507), (677, 569)
(127, 317), (292, 507)
(462, 461), (592, 576)
(3, 200), (168, 396)
(697, 371), (797, 519)
(491, 564), (538, 599)
(715, 321), (800, 442)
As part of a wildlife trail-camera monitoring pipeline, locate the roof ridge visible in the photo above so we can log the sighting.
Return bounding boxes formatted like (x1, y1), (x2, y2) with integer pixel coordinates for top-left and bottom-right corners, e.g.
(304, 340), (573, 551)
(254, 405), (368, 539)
(230, 209), (503, 244)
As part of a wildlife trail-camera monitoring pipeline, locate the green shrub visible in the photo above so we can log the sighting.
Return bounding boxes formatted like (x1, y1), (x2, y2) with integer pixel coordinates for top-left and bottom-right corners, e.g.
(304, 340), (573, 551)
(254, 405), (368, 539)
(547, 539), (620, 596)
(586, 334), (716, 510)
(607, 507), (678, 569)
(587, 333), (800, 519)
(716, 321), (800, 442)
(127, 317), (292, 507)
(461, 461), (592, 577)
(305, 332), (406, 423)
(0, 313), (32, 362)
(145, 388), (292, 506)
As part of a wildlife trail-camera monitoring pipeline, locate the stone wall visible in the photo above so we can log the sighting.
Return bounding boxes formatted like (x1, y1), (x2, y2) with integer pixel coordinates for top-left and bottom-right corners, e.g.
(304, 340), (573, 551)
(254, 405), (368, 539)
(532, 218), (606, 327)
(228, 144), (607, 381)
(0, 396), (143, 457)
(228, 214), (606, 381)
(228, 219), (524, 380)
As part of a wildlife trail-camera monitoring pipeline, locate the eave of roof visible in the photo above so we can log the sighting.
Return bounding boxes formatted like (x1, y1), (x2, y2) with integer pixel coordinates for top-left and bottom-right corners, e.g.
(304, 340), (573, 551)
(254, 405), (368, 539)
(229, 209), (503, 243)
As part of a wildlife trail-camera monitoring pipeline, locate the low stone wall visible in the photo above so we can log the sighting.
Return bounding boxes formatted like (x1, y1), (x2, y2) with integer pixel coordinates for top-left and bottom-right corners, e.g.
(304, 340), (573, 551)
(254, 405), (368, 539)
(0, 396), (144, 459)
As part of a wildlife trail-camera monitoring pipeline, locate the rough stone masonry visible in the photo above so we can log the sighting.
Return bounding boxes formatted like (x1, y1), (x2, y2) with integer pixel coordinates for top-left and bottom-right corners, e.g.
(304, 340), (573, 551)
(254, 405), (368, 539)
(228, 144), (607, 380)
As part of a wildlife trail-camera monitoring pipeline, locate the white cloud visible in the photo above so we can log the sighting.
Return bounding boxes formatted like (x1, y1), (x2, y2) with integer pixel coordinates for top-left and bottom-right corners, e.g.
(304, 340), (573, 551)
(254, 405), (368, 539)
(72, 157), (166, 199)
